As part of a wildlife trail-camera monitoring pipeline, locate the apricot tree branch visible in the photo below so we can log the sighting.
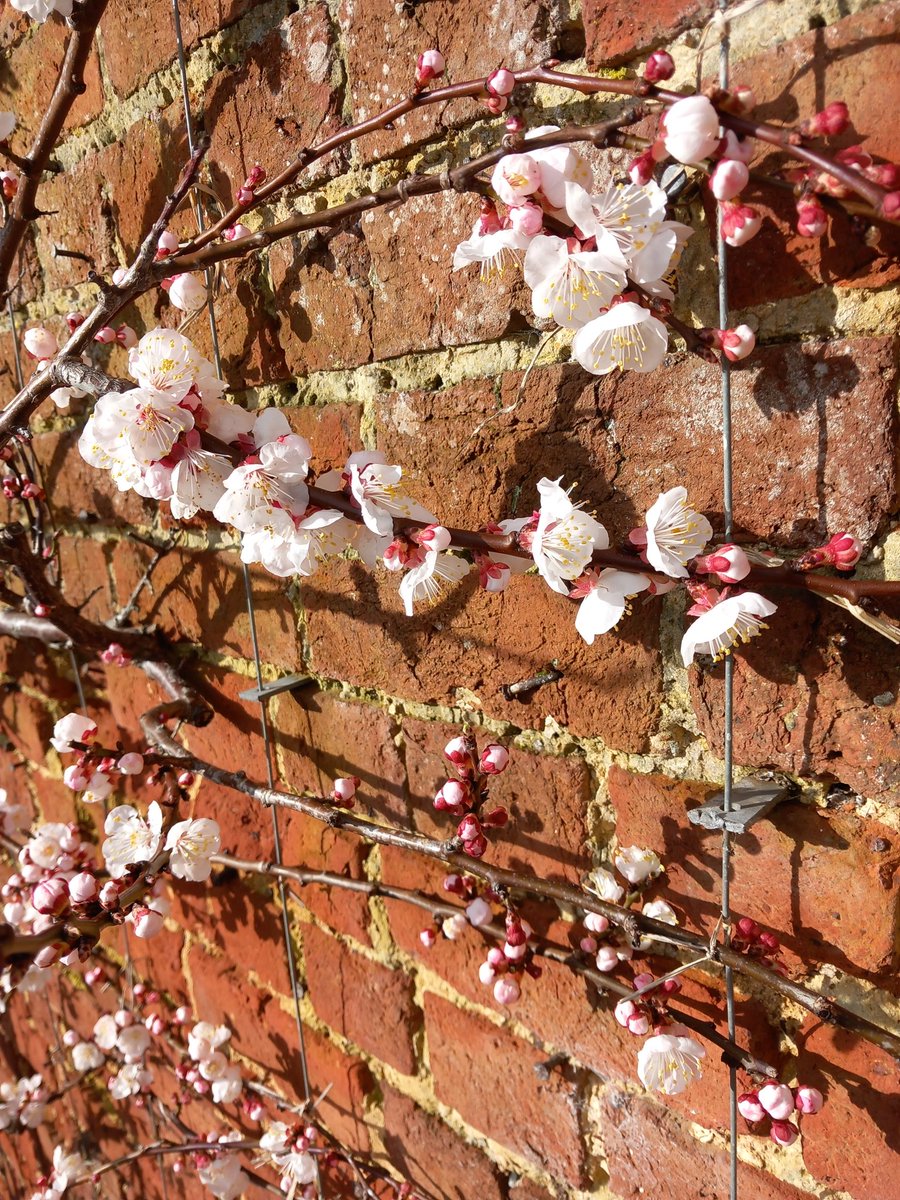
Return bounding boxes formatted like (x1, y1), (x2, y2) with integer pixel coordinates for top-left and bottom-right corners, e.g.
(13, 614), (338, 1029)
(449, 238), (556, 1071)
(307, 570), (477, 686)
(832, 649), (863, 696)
(0, 0), (111, 298)
(137, 704), (900, 1060)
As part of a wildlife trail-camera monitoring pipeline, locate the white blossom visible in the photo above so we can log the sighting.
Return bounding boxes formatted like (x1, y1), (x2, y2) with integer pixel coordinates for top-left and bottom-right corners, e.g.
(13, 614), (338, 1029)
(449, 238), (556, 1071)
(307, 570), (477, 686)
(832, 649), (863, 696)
(101, 803), (164, 879)
(398, 549), (471, 615)
(637, 1027), (706, 1095)
(523, 234), (625, 329)
(572, 301), (669, 376)
(644, 487), (712, 578)
(71, 1041), (105, 1073)
(50, 713), (97, 754)
(681, 592), (778, 665)
(108, 1063), (152, 1101)
(614, 845), (662, 885)
(10, 0), (73, 23)
(586, 867), (624, 904)
(165, 817), (221, 881)
(572, 569), (650, 644)
(531, 477), (608, 594)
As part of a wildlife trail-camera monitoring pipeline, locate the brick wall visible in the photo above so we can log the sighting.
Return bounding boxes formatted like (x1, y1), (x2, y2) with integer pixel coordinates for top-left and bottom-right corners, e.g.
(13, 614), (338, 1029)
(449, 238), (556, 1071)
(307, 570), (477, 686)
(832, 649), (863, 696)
(1, 1), (898, 1197)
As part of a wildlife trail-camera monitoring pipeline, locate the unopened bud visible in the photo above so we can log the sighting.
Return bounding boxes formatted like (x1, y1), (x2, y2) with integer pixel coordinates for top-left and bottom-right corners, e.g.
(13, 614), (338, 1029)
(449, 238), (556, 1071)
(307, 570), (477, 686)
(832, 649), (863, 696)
(738, 1091), (766, 1122)
(417, 524), (452, 552)
(643, 50), (675, 83)
(32, 876), (69, 916)
(710, 158), (749, 202)
(479, 743), (509, 775)
(415, 49), (445, 88)
(331, 776), (359, 805)
(770, 1119), (798, 1147)
(795, 1085), (824, 1115)
(796, 194), (828, 238)
(802, 101), (850, 137)
(68, 872), (98, 904)
(419, 927), (436, 949)
(23, 327), (59, 360)
(486, 67), (515, 97)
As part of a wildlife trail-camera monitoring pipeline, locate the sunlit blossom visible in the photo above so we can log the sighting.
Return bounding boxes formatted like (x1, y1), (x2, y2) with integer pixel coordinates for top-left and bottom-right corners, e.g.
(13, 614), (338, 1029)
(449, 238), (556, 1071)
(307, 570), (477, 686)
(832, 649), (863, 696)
(637, 1027), (706, 1095)
(681, 591), (777, 665)
(643, 486), (712, 578)
(572, 301), (669, 376)
(530, 477), (608, 594)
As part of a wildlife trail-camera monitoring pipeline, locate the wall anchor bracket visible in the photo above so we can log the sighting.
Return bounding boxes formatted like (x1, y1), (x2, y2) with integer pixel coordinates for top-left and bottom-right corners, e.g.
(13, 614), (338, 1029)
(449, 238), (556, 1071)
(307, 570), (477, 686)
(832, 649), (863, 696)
(239, 673), (314, 703)
(687, 778), (792, 834)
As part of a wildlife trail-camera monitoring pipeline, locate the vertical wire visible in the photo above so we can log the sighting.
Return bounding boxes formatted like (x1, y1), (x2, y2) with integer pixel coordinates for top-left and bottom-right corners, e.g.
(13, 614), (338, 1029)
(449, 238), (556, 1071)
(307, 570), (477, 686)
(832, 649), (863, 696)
(716, 6), (739, 1199)
(169, 10), (319, 1189)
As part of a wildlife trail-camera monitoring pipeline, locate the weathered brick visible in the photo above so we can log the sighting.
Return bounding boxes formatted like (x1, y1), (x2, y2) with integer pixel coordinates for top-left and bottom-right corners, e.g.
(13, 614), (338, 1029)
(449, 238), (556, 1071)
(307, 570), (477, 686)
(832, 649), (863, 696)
(100, 0), (259, 98)
(336, 0), (553, 163)
(607, 338), (898, 547)
(690, 594), (900, 804)
(381, 1086), (507, 1200)
(717, 3), (900, 308)
(797, 1021), (900, 1200)
(424, 991), (588, 1186)
(599, 1086), (809, 1200)
(584, 0), (712, 66)
(400, 716), (593, 883)
(608, 765), (900, 975)
(303, 923), (419, 1074)
(303, 559), (663, 751)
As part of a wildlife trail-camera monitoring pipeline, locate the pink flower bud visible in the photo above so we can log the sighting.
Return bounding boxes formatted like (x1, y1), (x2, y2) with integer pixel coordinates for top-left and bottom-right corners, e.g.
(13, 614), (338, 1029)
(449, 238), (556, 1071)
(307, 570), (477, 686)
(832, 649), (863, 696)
(156, 230), (179, 256)
(493, 976), (520, 1005)
(117, 752), (144, 775)
(505, 115), (524, 132)
(63, 1029), (80, 1047)
(710, 158), (749, 201)
(478, 960), (497, 985)
(628, 149), (656, 186)
(115, 1008), (133, 1027)
(457, 813), (482, 842)
(0, 171), (18, 200)
(443, 736), (472, 768)
(580, 935), (598, 953)
(759, 1082), (795, 1121)
(34, 603), (51, 618)
(796, 195), (827, 238)
(479, 743), (509, 775)
(23, 327), (58, 360)
(507, 201), (544, 237)
(85, 966), (103, 986)
(236, 185), (254, 205)
(245, 1099), (264, 1121)
(614, 998), (650, 1036)
(803, 101), (850, 137)
(32, 877), (69, 916)
(417, 524), (452, 552)
(770, 1120), (798, 1147)
(584, 912), (609, 935)
(595, 945), (620, 972)
(737, 916), (760, 939)
(481, 806), (508, 828)
(758, 930), (780, 951)
(435, 779), (468, 812)
(63, 764), (90, 791)
(738, 1091), (766, 1122)
(99, 881), (120, 910)
(484, 94), (508, 115)
(465, 897), (492, 927)
(441, 913), (468, 940)
(68, 872), (98, 904)
(35, 945), (59, 968)
(696, 543), (751, 584)
(731, 84), (755, 113)
(131, 905), (165, 939)
(464, 833), (488, 858)
(332, 776), (359, 804)
(419, 928), (436, 949)
(486, 68), (515, 97)
(415, 49), (445, 87)
(116, 324), (139, 350)
(881, 190), (900, 218)
(94, 326), (117, 345)
(824, 532), (862, 569)
(720, 324), (756, 362)
(487, 946), (506, 968)
(223, 223), (251, 241)
(720, 200), (762, 246)
(795, 1085), (823, 1115)
(168, 273), (208, 312)
(174, 1006), (191, 1024)
(643, 50), (675, 83)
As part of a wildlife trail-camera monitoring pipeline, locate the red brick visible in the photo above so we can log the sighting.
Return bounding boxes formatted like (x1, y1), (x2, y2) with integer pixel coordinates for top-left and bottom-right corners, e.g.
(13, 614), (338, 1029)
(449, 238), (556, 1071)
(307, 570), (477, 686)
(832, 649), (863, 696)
(608, 338), (898, 547)
(284, 402), (362, 474)
(599, 1086), (809, 1200)
(303, 559), (663, 751)
(282, 817), (373, 944)
(31, 430), (157, 528)
(270, 231), (374, 374)
(690, 594), (900, 804)
(608, 766), (900, 975)
(108, 541), (299, 671)
(400, 716), (593, 883)
(0, 17), (103, 157)
(584, 0), (712, 66)
(424, 991), (588, 1185)
(179, 664), (270, 777)
(303, 923), (419, 1074)
(716, 3), (900, 307)
(381, 1086), (506, 1200)
(362, 193), (531, 359)
(0, 687), (53, 765)
(303, 1025), (377, 1154)
(336, 0), (553, 163)
(100, 0), (258, 97)
(797, 1020), (900, 1200)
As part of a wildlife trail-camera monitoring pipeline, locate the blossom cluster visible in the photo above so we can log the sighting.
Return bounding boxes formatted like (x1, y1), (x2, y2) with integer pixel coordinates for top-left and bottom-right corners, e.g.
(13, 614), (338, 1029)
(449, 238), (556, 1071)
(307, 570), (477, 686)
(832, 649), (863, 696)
(435, 731), (510, 857)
